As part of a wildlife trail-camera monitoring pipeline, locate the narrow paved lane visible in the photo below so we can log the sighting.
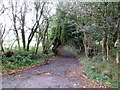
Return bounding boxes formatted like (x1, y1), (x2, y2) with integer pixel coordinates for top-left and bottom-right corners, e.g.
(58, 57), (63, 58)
(2, 49), (102, 88)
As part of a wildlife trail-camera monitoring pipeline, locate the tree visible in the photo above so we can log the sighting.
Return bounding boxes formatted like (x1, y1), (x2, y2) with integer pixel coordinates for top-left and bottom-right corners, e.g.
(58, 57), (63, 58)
(115, 2), (120, 63)
(52, 1), (119, 61)
(20, 1), (27, 50)
(11, 0), (21, 50)
(26, 2), (45, 51)
(0, 24), (6, 52)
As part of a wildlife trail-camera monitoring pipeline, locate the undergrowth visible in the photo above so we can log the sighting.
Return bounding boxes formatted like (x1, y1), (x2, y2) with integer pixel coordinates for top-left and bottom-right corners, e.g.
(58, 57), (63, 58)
(1, 50), (55, 72)
(80, 56), (119, 88)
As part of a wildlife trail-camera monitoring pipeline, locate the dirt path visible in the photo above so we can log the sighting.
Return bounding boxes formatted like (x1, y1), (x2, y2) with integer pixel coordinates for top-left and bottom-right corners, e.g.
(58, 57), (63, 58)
(2, 48), (103, 88)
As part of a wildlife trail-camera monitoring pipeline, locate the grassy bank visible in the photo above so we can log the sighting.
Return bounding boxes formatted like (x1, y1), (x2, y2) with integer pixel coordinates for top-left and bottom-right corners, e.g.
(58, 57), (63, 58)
(1, 50), (55, 73)
(80, 56), (119, 88)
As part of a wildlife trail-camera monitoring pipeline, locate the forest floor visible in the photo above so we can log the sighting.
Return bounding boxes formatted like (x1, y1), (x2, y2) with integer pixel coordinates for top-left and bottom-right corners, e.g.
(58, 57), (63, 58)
(2, 48), (104, 88)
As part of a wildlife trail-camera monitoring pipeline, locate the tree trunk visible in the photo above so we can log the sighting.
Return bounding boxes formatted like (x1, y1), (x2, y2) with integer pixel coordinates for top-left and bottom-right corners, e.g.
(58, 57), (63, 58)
(20, 2), (26, 50)
(0, 40), (4, 52)
(42, 20), (49, 54)
(102, 30), (107, 61)
(116, 53), (119, 64)
(21, 29), (26, 50)
(11, 1), (21, 50)
(35, 35), (42, 54)
(0, 30), (3, 52)
(13, 17), (21, 50)
(14, 27), (21, 50)
(26, 25), (37, 51)
(0, 25), (5, 52)
(83, 31), (89, 59)
(115, 9), (120, 63)
(21, 14), (26, 50)
(106, 39), (110, 60)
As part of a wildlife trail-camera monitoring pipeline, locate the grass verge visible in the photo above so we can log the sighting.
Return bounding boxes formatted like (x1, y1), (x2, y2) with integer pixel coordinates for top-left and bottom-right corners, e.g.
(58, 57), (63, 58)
(80, 56), (119, 88)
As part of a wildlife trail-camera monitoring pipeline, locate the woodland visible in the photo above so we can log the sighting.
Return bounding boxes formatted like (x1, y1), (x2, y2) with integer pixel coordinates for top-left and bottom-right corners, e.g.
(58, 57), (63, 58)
(0, 0), (120, 88)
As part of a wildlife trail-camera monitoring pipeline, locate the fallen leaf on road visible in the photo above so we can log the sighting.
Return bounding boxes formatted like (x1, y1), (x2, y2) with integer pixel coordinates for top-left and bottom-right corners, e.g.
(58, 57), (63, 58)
(36, 72), (52, 76)
(66, 72), (79, 77)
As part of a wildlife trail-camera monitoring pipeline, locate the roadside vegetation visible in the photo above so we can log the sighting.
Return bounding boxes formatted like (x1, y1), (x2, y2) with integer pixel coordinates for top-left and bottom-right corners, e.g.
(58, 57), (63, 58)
(81, 56), (119, 88)
(1, 46), (55, 73)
